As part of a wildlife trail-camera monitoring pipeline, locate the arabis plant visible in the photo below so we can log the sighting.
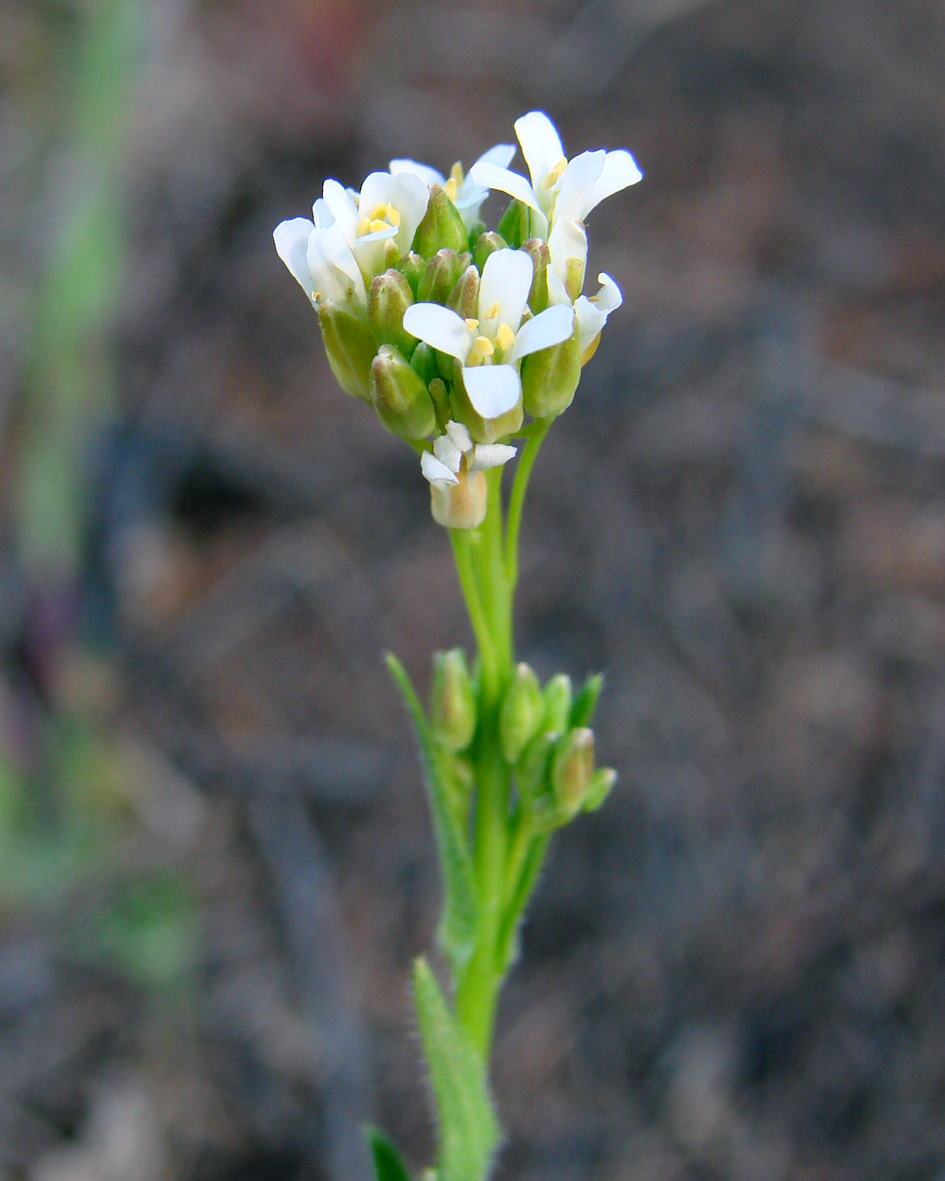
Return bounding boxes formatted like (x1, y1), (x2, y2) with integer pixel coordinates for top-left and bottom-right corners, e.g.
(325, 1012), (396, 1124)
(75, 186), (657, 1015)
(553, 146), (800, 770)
(274, 110), (641, 1181)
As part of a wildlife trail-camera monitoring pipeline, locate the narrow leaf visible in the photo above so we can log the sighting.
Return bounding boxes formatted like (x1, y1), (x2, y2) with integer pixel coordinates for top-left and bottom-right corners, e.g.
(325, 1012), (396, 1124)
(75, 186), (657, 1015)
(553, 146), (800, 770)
(365, 1126), (412, 1181)
(386, 654), (479, 970)
(570, 672), (604, 729)
(413, 958), (501, 1181)
(497, 831), (551, 973)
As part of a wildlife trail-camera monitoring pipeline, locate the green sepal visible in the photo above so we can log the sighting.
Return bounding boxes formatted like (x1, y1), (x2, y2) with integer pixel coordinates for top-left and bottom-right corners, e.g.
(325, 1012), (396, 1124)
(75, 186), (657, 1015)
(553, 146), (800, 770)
(570, 672), (604, 729)
(386, 654), (479, 971)
(521, 323), (580, 419)
(410, 341), (439, 386)
(318, 304), (375, 401)
(370, 346), (437, 441)
(365, 1127), (412, 1181)
(496, 200), (529, 249)
(397, 251), (426, 297)
(414, 185), (469, 258)
(368, 269), (416, 358)
(583, 766), (617, 813)
(473, 231), (507, 272)
(542, 674), (573, 733)
(429, 648), (477, 753)
(520, 238), (550, 314)
(413, 958), (501, 1181)
(446, 265), (480, 321)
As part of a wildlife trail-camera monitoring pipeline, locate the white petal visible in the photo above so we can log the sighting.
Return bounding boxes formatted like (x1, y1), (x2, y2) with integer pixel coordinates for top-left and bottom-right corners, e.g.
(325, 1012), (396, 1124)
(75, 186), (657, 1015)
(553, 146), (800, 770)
(462, 364), (522, 419)
(433, 431), (463, 472)
(473, 142), (517, 171)
(445, 420), (473, 453)
(479, 249), (534, 335)
(403, 303), (470, 361)
(353, 223), (399, 244)
(506, 304), (574, 363)
(469, 443), (516, 472)
(586, 150), (643, 215)
(321, 179), (359, 243)
(514, 111), (565, 186)
(317, 223), (367, 301)
(547, 216), (588, 289)
(389, 158), (444, 187)
(595, 272), (623, 313)
(421, 450), (459, 486)
(389, 170), (430, 254)
(357, 171), (393, 217)
(312, 198), (334, 228)
(575, 295), (608, 357)
(468, 161), (541, 213)
(274, 218), (315, 294)
(545, 272), (570, 306)
(553, 150), (606, 223)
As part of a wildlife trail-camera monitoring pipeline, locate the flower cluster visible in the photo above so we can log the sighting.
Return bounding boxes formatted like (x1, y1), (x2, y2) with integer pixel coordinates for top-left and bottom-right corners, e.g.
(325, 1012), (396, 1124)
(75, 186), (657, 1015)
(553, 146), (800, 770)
(274, 112), (641, 529)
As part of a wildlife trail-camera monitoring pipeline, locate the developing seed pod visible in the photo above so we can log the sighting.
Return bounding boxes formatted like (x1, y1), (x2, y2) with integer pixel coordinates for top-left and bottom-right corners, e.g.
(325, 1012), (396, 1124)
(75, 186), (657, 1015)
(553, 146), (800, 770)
(370, 345), (437, 440)
(499, 663), (545, 765)
(429, 648), (477, 752)
(414, 184), (469, 257)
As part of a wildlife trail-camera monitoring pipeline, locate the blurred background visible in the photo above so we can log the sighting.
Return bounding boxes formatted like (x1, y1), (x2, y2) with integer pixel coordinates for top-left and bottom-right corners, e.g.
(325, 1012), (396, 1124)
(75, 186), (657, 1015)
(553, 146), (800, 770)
(2, 0), (945, 1178)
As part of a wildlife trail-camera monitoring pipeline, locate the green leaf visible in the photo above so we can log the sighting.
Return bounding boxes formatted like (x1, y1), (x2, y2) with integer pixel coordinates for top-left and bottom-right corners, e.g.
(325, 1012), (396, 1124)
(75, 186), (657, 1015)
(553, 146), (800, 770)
(386, 654), (479, 972)
(413, 959), (501, 1181)
(365, 1126), (412, 1181)
(570, 673), (604, 729)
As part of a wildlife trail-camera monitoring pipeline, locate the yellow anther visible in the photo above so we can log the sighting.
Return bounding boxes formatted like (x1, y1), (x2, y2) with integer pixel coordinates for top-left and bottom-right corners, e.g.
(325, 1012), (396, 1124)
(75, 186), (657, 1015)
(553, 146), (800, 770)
(541, 156), (568, 189)
(369, 218), (389, 234)
(445, 178), (458, 202)
(495, 323), (515, 352)
(357, 217), (371, 236)
(359, 204), (400, 237)
(473, 336), (494, 358)
(483, 300), (501, 320)
(464, 318), (480, 332)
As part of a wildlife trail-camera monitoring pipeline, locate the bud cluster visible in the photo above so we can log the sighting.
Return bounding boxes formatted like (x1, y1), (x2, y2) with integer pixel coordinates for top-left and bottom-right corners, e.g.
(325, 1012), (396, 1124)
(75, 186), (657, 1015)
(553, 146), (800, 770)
(275, 112), (642, 529)
(427, 653), (616, 831)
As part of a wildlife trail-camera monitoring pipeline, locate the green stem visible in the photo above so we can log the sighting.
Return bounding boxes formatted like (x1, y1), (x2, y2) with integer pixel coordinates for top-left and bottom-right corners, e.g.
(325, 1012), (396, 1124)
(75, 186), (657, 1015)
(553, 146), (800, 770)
(504, 418), (552, 591)
(450, 528), (498, 697)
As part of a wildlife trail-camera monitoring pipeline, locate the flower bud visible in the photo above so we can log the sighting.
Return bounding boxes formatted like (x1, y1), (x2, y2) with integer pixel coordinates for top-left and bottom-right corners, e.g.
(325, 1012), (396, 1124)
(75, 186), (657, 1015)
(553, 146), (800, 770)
(368, 269), (415, 357)
(450, 366), (523, 444)
(370, 345), (437, 440)
(317, 304), (375, 401)
(429, 648), (477, 752)
(551, 727), (595, 819)
(413, 184), (469, 258)
(496, 199), (529, 249)
(515, 729), (558, 810)
(397, 251), (425, 297)
(582, 766), (617, 813)
(521, 323), (580, 419)
(446, 265), (481, 321)
(499, 663), (544, 765)
(430, 467), (488, 530)
(428, 377), (451, 426)
(520, 238), (550, 314)
(417, 249), (470, 305)
(473, 231), (508, 272)
(542, 674), (573, 733)
(410, 341), (438, 386)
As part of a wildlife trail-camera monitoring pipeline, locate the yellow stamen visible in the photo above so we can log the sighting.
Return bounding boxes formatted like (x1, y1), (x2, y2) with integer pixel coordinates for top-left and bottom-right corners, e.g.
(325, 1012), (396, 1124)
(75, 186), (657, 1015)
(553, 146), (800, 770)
(495, 323), (515, 353)
(357, 216), (371, 236)
(444, 162), (464, 204)
(473, 336), (494, 358)
(464, 318), (480, 332)
(541, 156), (568, 189)
(358, 204), (400, 237)
(483, 300), (501, 320)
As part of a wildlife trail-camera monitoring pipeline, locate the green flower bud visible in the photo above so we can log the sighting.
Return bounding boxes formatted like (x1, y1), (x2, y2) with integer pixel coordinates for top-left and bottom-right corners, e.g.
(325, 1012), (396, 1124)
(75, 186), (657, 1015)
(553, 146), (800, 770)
(317, 304), (375, 401)
(417, 249), (470, 305)
(570, 673), (604, 729)
(450, 364), (524, 444)
(515, 729), (558, 810)
(473, 231), (508, 272)
(499, 663), (545, 765)
(397, 251), (425, 297)
(370, 345), (437, 440)
(520, 238), (550, 314)
(583, 766), (617, 813)
(542, 674), (573, 733)
(368, 269), (415, 357)
(551, 727), (595, 819)
(413, 184), (469, 258)
(430, 467), (488, 530)
(428, 376), (451, 427)
(497, 199), (529, 249)
(429, 648), (477, 752)
(521, 323), (581, 419)
(446, 265), (481, 321)
(410, 341), (438, 386)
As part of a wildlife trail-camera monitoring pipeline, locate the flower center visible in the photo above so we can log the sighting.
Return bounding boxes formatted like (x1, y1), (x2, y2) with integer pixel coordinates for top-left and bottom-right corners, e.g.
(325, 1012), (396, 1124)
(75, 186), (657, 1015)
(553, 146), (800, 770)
(356, 203), (401, 237)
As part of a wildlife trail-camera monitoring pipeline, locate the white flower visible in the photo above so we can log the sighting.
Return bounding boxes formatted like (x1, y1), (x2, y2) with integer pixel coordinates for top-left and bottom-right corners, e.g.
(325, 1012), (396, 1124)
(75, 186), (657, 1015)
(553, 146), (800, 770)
(469, 111), (641, 297)
(403, 248), (574, 420)
(420, 419), (517, 488)
(311, 169), (430, 281)
(390, 143), (516, 231)
(574, 273), (623, 363)
(273, 218), (367, 308)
